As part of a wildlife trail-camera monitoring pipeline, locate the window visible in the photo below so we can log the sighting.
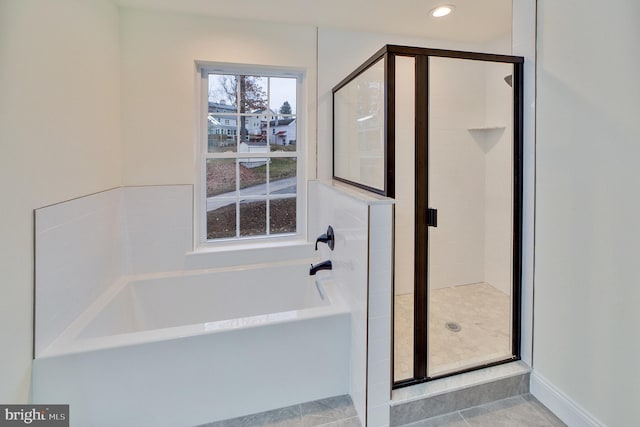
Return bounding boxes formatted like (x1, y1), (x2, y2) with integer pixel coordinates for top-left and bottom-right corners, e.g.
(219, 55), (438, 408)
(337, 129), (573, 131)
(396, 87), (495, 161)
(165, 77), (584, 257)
(202, 69), (300, 242)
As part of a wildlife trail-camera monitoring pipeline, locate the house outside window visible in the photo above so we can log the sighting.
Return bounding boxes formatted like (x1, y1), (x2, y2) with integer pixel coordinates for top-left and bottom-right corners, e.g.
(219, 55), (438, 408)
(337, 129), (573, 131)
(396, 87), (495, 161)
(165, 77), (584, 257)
(202, 69), (300, 242)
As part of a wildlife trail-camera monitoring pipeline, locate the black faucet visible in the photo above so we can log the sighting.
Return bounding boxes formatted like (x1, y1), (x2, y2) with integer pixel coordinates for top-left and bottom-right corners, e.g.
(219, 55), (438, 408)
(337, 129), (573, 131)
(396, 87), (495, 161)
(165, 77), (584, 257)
(315, 225), (335, 251)
(309, 260), (332, 276)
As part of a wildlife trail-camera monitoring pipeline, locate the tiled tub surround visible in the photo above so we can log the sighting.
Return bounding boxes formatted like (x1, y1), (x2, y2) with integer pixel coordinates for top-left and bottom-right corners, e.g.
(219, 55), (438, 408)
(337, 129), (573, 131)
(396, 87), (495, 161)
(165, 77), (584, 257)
(34, 185), (193, 357)
(34, 187), (125, 358)
(34, 184), (316, 357)
(34, 183), (393, 426)
(309, 181), (394, 427)
(33, 185), (352, 426)
(33, 261), (350, 427)
(394, 282), (511, 381)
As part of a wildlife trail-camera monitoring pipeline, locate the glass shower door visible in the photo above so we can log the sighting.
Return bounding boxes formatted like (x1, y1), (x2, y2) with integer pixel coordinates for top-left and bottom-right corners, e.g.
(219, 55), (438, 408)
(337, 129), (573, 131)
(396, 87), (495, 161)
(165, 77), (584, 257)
(426, 56), (516, 377)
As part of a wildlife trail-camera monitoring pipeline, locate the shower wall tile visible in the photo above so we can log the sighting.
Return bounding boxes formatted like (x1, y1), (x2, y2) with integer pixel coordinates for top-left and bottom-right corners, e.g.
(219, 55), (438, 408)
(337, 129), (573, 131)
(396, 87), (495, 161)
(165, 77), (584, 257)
(310, 182), (393, 427)
(35, 188), (125, 357)
(368, 404), (392, 427)
(309, 181), (370, 426)
(311, 181), (394, 426)
(368, 359), (392, 390)
(122, 185), (193, 274)
(368, 316), (392, 342)
(369, 287), (392, 319)
(367, 203), (393, 427)
(34, 185), (194, 357)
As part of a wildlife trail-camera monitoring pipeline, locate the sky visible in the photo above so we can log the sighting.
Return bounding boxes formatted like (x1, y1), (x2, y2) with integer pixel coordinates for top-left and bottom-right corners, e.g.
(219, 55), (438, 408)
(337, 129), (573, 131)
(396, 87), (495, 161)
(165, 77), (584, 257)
(208, 75), (297, 114)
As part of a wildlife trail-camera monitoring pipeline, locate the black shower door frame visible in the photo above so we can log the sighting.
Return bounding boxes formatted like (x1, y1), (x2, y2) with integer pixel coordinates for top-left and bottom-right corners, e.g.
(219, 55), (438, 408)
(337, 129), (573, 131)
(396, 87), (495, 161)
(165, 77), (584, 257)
(332, 45), (524, 389)
(390, 46), (524, 388)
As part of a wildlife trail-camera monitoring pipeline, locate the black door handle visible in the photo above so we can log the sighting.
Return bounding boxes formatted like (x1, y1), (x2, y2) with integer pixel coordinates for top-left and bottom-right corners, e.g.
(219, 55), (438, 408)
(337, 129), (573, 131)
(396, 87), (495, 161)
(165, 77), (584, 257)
(427, 208), (438, 227)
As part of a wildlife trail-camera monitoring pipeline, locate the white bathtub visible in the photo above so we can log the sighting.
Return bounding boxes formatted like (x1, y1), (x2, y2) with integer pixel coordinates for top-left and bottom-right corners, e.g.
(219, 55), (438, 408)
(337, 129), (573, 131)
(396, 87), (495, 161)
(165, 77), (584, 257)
(33, 261), (350, 427)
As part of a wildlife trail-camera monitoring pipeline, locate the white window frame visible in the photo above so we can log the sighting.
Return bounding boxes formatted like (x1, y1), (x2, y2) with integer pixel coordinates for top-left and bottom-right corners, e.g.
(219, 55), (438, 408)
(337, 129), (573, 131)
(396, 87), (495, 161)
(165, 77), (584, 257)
(196, 63), (305, 248)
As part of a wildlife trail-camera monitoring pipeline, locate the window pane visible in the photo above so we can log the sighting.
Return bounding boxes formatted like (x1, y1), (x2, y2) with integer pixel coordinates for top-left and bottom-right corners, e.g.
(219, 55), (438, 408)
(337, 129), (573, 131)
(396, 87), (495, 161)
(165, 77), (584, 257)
(239, 199), (266, 237)
(208, 74), (238, 111)
(207, 202), (236, 240)
(269, 157), (296, 196)
(239, 157), (267, 195)
(239, 114), (265, 144)
(269, 198), (296, 235)
(207, 159), (236, 197)
(240, 76), (268, 114)
(270, 77), (296, 115)
(206, 158), (237, 240)
(203, 70), (300, 244)
(208, 113), (237, 153)
(268, 117), (297, 150)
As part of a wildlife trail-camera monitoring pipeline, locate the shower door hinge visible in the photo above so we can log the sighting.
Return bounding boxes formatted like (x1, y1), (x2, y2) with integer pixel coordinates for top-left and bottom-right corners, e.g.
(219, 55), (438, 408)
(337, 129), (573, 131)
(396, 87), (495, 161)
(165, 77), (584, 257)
(426, 208), (438, 227)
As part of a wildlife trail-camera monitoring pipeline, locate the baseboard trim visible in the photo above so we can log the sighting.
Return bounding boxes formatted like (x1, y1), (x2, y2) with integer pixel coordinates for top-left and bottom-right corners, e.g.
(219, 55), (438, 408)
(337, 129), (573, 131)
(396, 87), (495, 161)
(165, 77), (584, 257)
(530, 371), (605, 427)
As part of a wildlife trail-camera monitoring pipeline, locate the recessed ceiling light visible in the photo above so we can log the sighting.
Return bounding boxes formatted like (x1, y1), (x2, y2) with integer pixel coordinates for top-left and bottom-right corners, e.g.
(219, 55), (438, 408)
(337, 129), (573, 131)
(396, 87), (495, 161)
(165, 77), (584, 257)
(430, 5), (455, 18)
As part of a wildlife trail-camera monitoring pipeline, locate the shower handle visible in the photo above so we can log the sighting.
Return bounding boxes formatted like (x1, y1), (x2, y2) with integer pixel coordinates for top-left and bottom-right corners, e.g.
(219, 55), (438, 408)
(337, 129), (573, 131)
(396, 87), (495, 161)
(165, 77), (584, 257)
(315, 225), (335, 250)
(426, 208), (438, 227)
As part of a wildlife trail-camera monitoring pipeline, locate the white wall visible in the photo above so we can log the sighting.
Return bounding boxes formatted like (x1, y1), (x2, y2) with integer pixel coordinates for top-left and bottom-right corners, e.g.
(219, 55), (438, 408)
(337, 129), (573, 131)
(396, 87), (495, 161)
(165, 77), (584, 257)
(533, 0), (640, 425)
(0, 0), (122, 403)
(119, 8), (317, 186)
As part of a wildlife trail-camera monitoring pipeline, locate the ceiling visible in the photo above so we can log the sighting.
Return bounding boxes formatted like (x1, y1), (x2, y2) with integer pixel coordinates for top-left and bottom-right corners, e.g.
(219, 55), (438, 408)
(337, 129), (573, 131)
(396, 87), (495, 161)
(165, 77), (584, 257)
(113, 0), (512, 43)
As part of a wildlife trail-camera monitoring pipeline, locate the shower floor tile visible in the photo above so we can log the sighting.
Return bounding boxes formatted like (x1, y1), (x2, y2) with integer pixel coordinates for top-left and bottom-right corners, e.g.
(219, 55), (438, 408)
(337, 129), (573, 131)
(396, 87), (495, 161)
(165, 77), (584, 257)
(394, 282), (512, 382)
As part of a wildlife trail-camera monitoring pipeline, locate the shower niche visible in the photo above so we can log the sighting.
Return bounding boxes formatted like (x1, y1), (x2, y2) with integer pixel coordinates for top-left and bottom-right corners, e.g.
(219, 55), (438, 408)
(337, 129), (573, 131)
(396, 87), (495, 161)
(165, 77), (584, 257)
(333, 45), (524, 387)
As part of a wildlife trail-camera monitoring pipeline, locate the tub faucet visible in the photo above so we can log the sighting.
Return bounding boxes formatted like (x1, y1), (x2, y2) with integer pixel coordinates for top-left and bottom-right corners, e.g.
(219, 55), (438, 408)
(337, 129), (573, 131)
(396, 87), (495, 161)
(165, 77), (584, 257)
(315, 225), (335, 251)
(309, 260), (332, 276)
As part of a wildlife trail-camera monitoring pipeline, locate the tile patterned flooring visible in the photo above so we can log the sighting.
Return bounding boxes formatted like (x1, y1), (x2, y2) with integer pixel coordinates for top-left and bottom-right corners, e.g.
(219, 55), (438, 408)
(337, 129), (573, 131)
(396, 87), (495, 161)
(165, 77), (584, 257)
(395, 283), (512, 381)
(400, 394), (566, 427)
(197, 395), (360, 427)
(198, 393), (566, 427)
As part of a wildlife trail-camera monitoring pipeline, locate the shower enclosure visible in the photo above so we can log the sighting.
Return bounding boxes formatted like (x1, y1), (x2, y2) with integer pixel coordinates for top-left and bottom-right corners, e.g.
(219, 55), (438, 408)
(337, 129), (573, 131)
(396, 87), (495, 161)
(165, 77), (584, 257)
(333, 45), (523, 387)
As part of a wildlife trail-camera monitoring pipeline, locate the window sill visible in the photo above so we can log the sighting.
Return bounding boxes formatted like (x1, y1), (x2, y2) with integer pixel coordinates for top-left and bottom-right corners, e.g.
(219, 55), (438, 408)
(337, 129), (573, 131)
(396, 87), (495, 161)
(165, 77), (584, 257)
(190, 238), (312, 255)
(185, 239), (316, 270)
